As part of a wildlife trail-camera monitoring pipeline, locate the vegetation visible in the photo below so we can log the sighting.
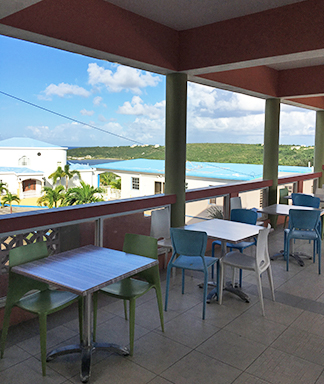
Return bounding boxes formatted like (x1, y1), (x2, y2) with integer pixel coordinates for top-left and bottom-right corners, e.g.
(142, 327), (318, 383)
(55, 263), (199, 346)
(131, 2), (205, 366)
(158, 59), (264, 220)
(100, 172), (121, 190)
(49, 164), (81, 189)
(37, 185), (66, 208)
(63, 181), (104, 206)
(68, 143), (315, 167)
(2, 192), (20, 213)
(0, 182), (8, 195)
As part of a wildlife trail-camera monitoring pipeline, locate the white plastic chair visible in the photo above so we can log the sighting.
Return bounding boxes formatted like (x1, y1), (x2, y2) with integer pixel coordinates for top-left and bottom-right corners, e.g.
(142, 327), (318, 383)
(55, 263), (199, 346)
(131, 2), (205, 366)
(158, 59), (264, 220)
(150, 207), (172, 268)
(219, 224), (275, 316)
(230, 196), (242, 210)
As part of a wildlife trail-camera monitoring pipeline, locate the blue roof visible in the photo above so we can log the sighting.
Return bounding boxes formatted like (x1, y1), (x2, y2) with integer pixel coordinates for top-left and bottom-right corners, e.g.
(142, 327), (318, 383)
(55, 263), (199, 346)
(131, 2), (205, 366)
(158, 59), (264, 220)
(0, 137), (66, 149)
(0, 166), (43, 174)
(95, 159), (312, 181)
(67, 162), (93, 171)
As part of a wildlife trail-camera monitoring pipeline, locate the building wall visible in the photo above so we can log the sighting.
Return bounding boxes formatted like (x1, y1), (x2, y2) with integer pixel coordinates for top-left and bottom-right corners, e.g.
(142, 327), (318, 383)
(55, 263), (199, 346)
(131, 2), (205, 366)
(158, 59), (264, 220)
(0, 148), (66, 180)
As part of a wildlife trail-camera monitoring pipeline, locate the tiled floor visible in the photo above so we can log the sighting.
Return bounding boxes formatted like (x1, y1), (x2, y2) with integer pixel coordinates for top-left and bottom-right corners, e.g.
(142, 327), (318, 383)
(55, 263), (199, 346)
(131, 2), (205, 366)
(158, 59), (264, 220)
(2, 225), (324, 383)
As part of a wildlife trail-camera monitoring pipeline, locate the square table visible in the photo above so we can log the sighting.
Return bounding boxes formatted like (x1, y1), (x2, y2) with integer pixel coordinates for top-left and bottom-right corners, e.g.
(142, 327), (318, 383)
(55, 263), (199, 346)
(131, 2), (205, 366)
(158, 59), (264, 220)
(12, 244), (158, 383)
(258, 204), (323, 266)
(185, 219), (261, 302)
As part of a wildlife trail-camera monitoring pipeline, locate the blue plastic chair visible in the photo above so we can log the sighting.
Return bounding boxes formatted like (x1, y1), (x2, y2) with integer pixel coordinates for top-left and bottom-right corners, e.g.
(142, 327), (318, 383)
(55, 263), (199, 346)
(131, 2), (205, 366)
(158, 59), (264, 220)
(211, 209), (258, 286)
(284, 209), (321, 273)
(291, 193), (320, 208)
(164, 228), (218, 320)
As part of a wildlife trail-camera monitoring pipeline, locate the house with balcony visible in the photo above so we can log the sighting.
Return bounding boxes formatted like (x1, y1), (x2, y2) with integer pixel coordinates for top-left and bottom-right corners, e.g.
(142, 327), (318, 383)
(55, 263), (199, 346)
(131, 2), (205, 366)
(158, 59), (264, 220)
(0, 137), (98, 205)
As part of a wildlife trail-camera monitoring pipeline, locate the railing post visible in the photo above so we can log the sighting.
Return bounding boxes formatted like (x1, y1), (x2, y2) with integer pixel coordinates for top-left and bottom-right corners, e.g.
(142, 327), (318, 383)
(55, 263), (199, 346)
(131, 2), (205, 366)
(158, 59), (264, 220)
(95, 218), (103, 247)
(223, 194), (230, 220)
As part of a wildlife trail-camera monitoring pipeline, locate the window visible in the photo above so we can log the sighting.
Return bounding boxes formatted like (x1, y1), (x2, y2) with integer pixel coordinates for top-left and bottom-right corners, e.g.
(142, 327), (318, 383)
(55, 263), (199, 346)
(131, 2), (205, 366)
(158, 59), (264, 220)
(18, 156), (29, 166)
(132, 177), (140, 190)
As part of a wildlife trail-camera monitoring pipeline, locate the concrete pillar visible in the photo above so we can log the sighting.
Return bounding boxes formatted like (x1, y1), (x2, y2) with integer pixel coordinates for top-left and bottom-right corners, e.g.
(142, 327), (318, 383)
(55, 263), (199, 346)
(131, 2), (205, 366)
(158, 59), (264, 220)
(165, 73), (187, 227)
(314, 110), (324, 188)
(263, 98), (280, 225)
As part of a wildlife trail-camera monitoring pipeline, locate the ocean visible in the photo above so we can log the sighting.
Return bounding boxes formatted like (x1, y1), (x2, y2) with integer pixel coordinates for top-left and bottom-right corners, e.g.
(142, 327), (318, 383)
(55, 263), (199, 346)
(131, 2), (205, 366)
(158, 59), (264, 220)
(68, 159), (119, 166)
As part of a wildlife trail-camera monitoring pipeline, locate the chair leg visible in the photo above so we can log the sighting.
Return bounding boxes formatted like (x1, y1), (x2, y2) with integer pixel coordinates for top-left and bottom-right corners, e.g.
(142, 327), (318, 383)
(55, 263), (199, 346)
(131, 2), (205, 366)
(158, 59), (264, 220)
(267, 266), (275, 302)
(255, 273), (265, 316)
(39, 313), (47, 376)
(202, 271), (208, 320)
(318, 239), (321, 275)
(219, 263), (225, 305)
(164, 264), (172, 312)
(0, 304), (13, 358)
(123, 300), (128, 320)
(128, 299), (135, 356)
(154, 285), (165, 332)
(181, 269), (185, 294)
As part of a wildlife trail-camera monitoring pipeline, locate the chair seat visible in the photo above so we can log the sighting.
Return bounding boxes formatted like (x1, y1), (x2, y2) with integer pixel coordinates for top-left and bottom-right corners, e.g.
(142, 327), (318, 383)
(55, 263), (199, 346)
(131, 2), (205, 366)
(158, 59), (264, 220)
(16, 290), (78, 314)
(101, 278), (151, 299)
(227, 240), (256, 250)
(172, 255), (217, 271)
(285, 228), (319, 240)
(222, 251), (256, 271)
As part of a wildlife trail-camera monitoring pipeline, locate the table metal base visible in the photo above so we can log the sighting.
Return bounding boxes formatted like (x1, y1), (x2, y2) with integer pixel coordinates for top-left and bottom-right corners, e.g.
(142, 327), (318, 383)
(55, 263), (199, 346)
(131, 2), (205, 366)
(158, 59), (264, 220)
(204, 282), (250, 304)
(271, 250), (312, 267)
(46, 342), (129, 383)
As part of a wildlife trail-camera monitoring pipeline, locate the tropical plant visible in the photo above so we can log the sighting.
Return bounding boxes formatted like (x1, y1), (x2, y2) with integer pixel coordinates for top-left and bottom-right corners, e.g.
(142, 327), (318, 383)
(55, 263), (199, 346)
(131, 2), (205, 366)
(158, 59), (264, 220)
(100, 172), (121, 190)
(62, 164), (81, 190)
(49, 164), (81, 189)
(1, 192), (20, 213)
(49, 166), (64, 186)
(207, 205), (223, 219)
(37, 185), (66, 208)
(63, 181), (104, 206)
(0, 182), (8, 195)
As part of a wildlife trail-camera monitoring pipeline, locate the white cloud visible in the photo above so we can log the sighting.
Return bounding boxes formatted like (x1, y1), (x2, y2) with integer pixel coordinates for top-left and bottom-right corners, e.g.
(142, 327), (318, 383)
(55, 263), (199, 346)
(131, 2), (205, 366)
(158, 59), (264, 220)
(117, 96), (165, 119)
(80, 109), (94, 116)
(39, 82), (91, 100)
(280, 110), (315, 137)
(188, 82), (264, 114)
(88, 63), (161, 94)
(93, 96), (105, 106)
(98, 114), (107, 122)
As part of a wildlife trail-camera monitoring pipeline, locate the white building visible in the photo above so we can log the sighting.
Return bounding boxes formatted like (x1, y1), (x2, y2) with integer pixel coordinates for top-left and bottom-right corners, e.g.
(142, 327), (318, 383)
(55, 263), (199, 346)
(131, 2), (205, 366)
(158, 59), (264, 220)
(96, 158), (314, 220)
(0, 137), (98, 204)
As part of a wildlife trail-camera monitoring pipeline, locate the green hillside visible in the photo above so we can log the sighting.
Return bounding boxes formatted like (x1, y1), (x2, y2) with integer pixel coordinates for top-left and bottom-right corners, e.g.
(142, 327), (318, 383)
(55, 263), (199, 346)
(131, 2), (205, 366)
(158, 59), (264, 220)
(67, 143), (315, 167)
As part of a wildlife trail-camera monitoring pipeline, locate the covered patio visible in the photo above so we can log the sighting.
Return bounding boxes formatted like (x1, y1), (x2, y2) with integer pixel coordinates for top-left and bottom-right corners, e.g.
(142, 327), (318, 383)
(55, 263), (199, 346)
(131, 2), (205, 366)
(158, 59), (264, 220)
(1, 1), (324, 383)
(1, 224), (324, 384)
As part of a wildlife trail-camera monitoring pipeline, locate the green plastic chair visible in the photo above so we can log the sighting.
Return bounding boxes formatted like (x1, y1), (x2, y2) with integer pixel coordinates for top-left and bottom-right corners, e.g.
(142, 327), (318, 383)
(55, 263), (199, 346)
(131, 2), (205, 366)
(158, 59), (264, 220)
(278, 187), (289, 228)
(93, 233), (164, 356)
(0, 242), (82, 376)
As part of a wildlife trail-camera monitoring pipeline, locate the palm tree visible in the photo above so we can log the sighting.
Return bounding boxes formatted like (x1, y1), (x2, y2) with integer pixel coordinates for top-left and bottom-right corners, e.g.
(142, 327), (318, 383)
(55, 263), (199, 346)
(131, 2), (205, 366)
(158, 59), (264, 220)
(2, 192), (20, 213)
(49, 164), (81, 189)
(100, 172), (121, 190)
(37, 185), (66, 208)
(0, 182), (8, 195)
(62, 164), (81, 190)
(63, 181), (104, 206)
(49, 166), (64, 186)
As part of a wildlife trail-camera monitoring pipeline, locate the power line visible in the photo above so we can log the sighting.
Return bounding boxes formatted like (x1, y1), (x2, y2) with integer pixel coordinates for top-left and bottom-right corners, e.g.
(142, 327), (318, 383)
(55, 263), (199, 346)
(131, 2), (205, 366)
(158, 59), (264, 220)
(0, 90), (144, 146)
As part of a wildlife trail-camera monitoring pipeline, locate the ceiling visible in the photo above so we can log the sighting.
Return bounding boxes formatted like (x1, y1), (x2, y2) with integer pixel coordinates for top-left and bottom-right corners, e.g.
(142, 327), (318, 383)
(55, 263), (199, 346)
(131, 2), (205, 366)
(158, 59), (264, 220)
(104, 0), (306, 31)
(1, 0), (324, 110)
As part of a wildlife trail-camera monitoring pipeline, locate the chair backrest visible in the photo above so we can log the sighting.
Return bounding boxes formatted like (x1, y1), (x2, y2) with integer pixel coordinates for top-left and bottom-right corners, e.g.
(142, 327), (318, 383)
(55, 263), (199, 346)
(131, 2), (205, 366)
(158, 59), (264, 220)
(7, 242), (50, 304)
(170, 228), (207, 257)
(289, 209), (321, 231)
(123, 233), (159, 284)
(255, 224), (271, 271)
(150, 207), (170, 239)
(230, 196), (242, 210)
(230, 208), (258, 225)
(279, 187), (289, 205)
(292, 193), (320, 208)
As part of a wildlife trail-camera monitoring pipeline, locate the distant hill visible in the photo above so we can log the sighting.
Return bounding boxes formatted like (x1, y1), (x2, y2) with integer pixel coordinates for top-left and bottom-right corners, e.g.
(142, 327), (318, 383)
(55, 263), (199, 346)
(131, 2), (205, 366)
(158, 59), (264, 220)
(67, 143), (315, 167)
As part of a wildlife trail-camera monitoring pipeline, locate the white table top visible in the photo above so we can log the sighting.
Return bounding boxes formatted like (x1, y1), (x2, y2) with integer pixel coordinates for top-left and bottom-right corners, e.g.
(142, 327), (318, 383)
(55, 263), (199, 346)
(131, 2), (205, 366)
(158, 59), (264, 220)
(258, 204), (323, 216)
(12, 245), (158, 296)
(185, 218), (260, 243)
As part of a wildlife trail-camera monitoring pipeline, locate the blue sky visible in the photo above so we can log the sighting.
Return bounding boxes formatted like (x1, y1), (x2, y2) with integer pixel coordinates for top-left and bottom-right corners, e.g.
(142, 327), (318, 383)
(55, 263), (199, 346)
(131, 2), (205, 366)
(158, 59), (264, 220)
(0, 34), (317, 148)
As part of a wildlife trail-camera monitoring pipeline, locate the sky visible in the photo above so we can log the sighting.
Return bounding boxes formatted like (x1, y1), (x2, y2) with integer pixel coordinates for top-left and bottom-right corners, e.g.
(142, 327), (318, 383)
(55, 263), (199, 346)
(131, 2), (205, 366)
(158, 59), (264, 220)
(0, 34), (317, 148)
